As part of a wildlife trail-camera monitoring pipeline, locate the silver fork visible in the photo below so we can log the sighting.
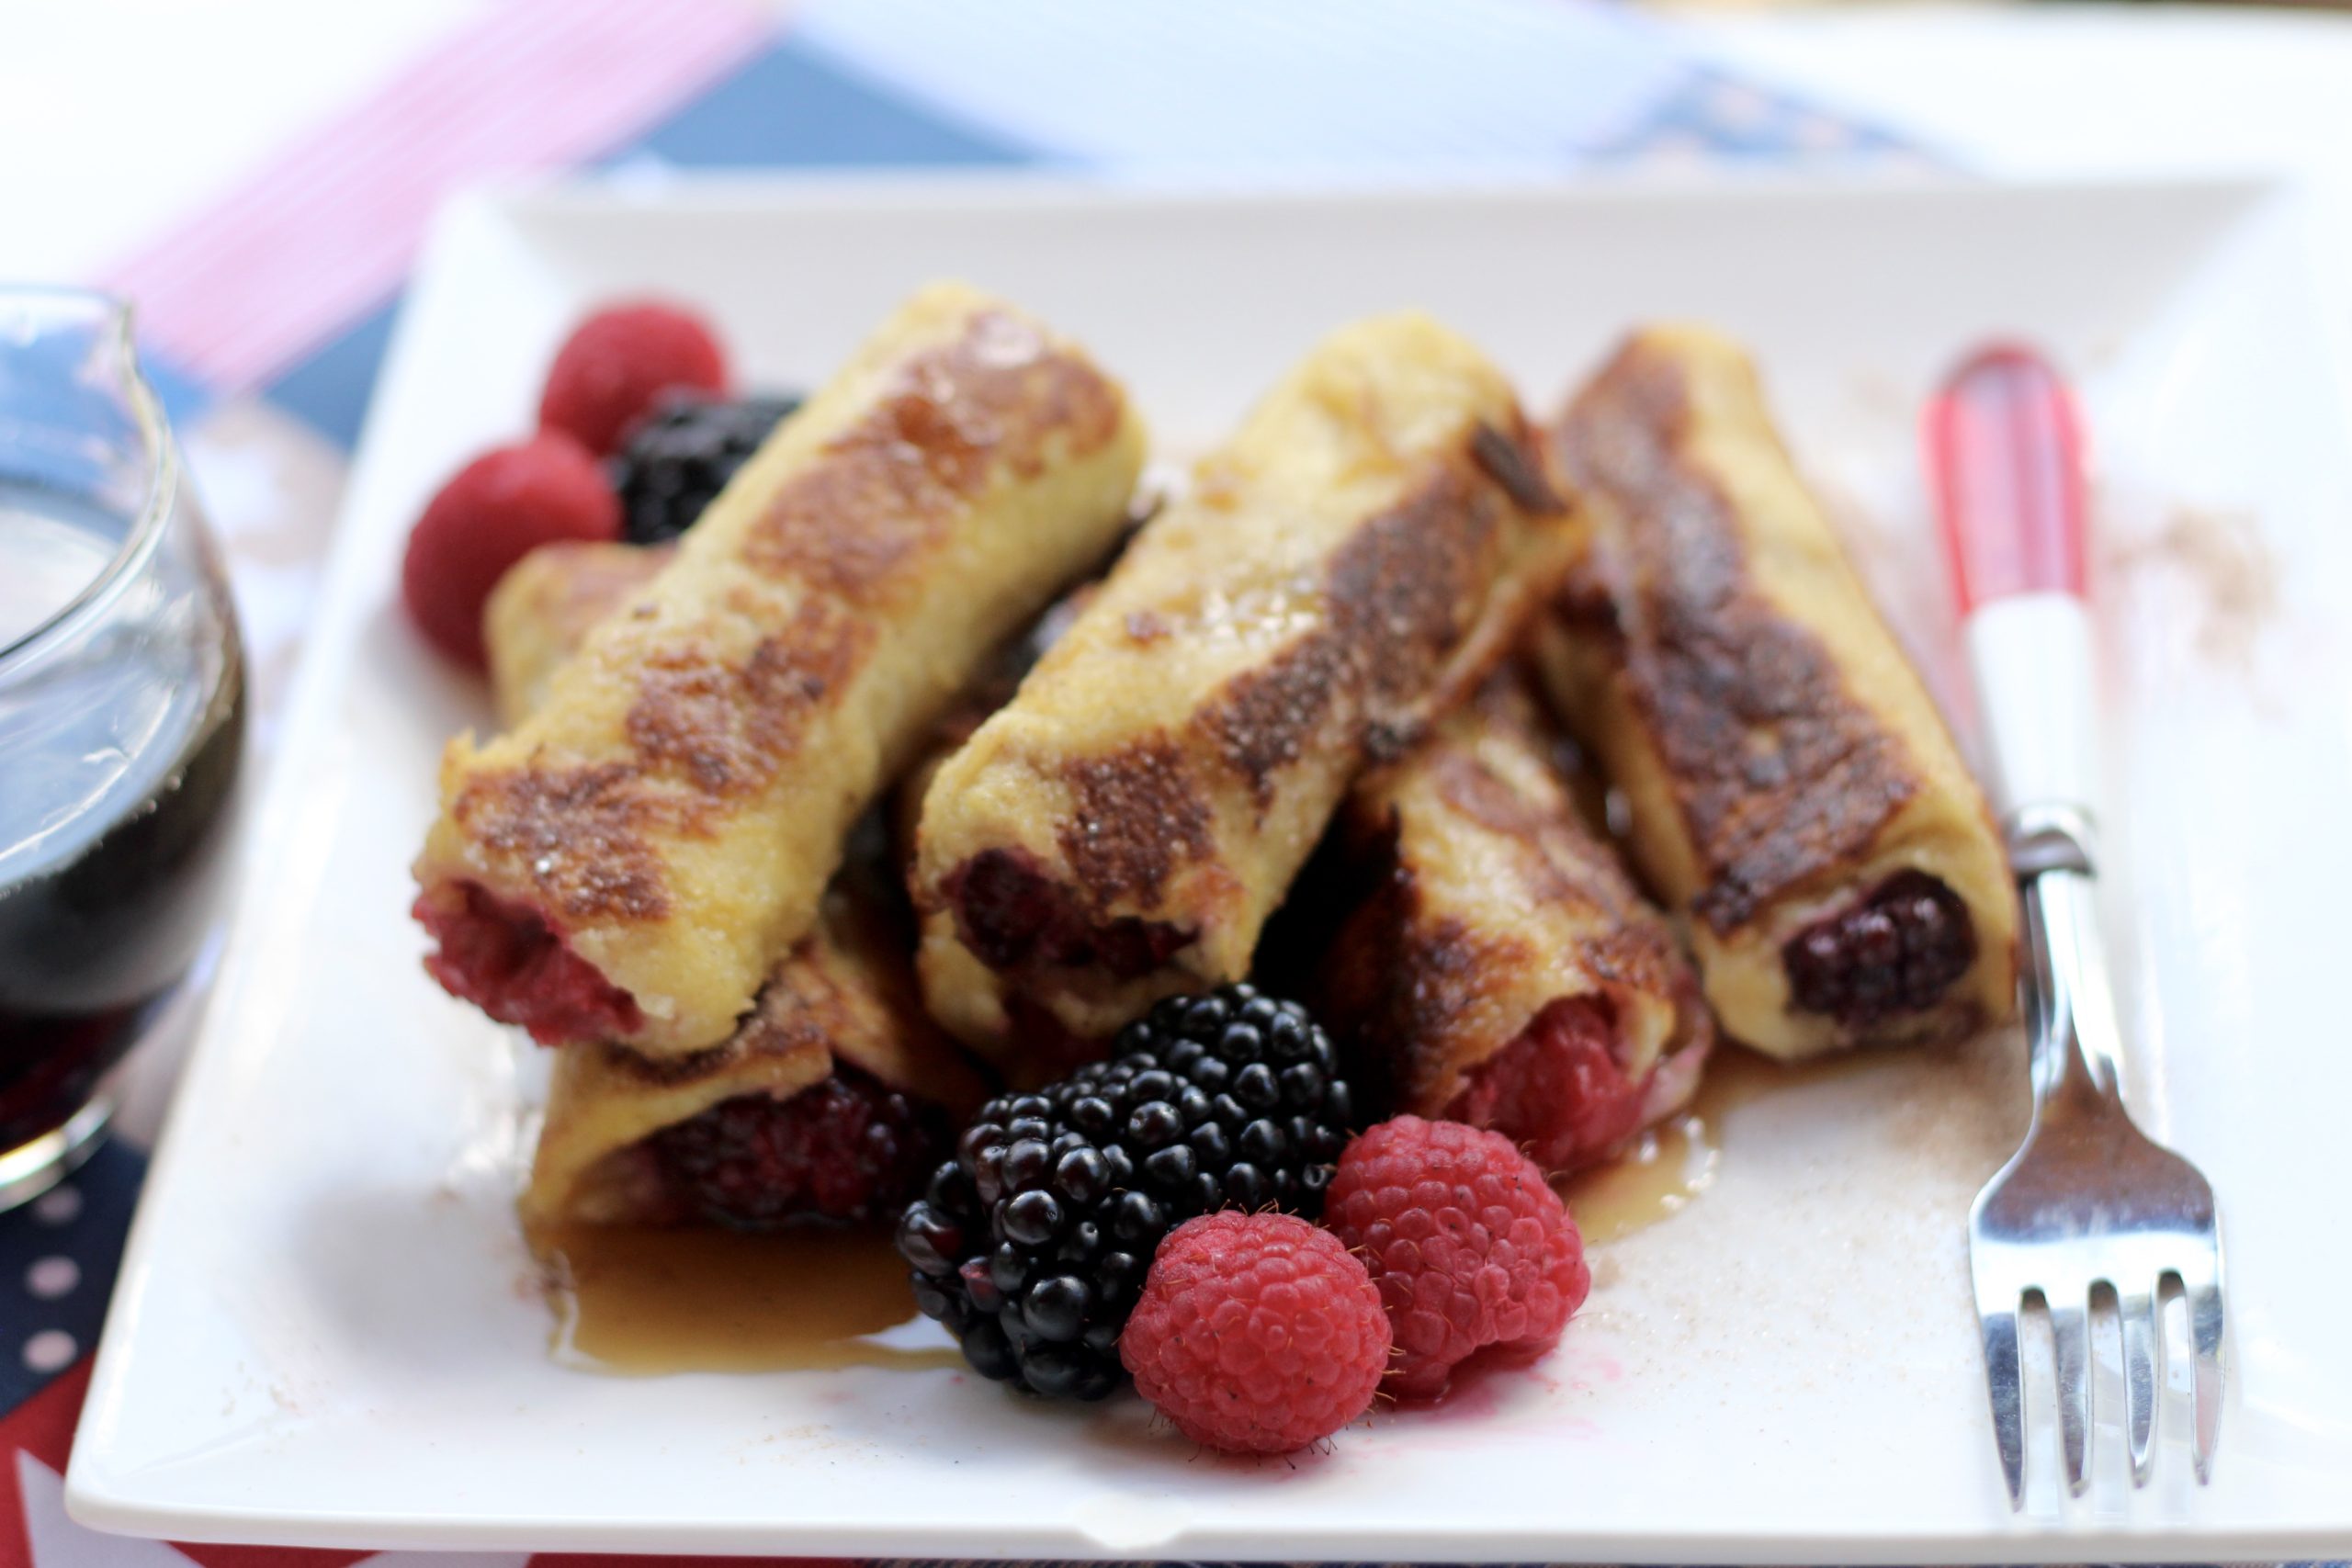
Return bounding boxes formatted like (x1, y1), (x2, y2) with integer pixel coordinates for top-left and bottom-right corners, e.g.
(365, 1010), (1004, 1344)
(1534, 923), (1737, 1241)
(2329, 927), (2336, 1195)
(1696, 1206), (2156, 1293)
(1927, 344), (2227, 1508)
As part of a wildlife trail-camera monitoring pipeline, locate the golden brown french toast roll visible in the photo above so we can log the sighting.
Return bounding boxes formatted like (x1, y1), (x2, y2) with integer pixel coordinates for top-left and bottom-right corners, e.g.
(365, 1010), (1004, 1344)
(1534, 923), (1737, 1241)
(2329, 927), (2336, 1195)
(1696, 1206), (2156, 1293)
(911, 312), (1574, 1074)
(1312, 670), (1711, 1174)
(1530, 324), (2017, 1058)
(477, 547), (985, 1228)
(413, 282), (1148, 1055)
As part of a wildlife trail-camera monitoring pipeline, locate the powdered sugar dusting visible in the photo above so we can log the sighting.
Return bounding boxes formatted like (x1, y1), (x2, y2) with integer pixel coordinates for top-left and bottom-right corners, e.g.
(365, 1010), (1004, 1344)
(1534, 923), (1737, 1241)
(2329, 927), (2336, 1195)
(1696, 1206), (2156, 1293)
(2107, 503), (2278, 667)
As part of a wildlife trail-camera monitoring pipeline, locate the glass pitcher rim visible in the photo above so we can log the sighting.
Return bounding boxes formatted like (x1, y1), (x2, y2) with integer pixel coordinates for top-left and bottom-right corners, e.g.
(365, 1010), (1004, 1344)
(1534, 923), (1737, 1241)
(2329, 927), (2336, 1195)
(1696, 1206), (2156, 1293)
(0, 288), (181, 674)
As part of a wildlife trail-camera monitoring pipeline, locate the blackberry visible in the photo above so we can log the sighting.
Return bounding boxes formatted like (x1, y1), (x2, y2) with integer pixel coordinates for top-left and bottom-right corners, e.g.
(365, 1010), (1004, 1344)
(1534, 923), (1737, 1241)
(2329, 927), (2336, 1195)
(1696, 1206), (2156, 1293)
(896, 984), (1354, 1399)
(653, 1066), (949, 1230)
(1783, 869), (1975, 1024)
(609, 390), (801, 545)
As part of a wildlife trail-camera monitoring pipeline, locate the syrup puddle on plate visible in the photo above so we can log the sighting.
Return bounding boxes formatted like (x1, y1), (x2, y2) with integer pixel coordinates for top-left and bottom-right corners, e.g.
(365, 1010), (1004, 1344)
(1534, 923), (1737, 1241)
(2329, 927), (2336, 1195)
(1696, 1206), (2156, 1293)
(1559, 1113), (1719, 1244)
(1558, 1044), (1852, 1242)
(532, 1222), (961, 1376)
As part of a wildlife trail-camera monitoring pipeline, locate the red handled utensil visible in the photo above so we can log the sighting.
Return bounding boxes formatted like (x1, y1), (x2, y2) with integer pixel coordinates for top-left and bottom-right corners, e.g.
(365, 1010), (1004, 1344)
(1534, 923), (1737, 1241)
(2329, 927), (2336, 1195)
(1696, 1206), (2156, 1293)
(1928, 345), (2225, 1507)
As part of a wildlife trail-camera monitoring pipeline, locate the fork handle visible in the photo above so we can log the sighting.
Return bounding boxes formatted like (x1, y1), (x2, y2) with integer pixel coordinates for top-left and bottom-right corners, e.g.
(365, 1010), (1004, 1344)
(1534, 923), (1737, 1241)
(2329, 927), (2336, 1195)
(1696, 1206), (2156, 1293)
(1928, 345), (2123, 1100)
(1925, 344), (2099, 840)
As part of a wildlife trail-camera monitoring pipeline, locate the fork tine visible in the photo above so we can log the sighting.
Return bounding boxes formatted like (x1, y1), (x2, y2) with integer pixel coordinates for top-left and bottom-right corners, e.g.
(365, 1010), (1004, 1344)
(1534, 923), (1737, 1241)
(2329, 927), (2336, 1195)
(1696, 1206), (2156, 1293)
(2184, 1269), (2226, 1483)
(2119, 1286), (2160, 1485)
(2048, 1296), (2092, 1496)
(1978, 1304), (2026, 1509)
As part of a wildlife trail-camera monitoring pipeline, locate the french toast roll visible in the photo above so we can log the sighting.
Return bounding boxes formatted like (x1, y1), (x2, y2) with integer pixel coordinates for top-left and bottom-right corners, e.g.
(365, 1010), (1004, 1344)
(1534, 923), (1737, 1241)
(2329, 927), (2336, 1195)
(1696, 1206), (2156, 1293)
(911, 313), (1573, 1072)
(520, 871), (986, 1228)
(1530, 324), (2017, 1058)
(413, 282), (1148, 1055)
(478, 547), (986, 1229)
(1312, 671), (1711, 1174)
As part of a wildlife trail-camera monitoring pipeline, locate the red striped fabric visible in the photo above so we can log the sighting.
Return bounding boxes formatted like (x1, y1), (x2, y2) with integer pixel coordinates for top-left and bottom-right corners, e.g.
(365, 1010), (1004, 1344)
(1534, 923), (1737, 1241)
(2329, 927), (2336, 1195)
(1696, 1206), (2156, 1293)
(96, 0), (770, 392)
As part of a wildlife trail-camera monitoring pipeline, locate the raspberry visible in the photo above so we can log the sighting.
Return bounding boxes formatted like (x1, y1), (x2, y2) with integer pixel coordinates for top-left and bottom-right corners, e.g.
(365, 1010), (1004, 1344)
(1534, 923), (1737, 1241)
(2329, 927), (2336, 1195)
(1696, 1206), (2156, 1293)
(1120, 1213), (1389, 1454)
(1443, 998), (1646, 1175)
(401, 434), (619, 669)
(413, 881), (642, 1044)
(538, 301), (729, 457)
(1325, 1115), (1590, 1400)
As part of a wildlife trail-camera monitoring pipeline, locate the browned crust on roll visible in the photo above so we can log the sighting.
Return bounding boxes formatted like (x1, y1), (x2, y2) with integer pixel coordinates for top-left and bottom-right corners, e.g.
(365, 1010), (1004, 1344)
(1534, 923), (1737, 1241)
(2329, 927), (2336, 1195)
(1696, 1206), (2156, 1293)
(620, 599), (872, 800)
(447, 761), (673, 924)
(1313, 672), (1708, 1163)
(1004, 426), (1555, 955)
(1469, 420), (1567, 516)
(990, 431), (1545, 964)
(1193, 415), (1557, 803)
(1056, 738), (1215, 906)
(1330, 452), (1536, 759)
(1553, 338), (1915, 936)
(1200, 637), (1343, 809)
(743, 313), (1125, 604)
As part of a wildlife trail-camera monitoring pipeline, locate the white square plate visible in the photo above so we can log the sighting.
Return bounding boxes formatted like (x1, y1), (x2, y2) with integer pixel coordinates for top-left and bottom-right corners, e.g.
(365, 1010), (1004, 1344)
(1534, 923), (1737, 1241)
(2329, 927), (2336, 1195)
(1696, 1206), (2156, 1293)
(65, 175), (2352, 1559)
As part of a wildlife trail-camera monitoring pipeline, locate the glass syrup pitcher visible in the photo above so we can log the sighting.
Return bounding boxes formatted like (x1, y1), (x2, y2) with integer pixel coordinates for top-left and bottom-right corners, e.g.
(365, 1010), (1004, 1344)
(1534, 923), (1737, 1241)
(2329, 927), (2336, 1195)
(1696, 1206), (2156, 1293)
(0, 288), (244, 1208)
